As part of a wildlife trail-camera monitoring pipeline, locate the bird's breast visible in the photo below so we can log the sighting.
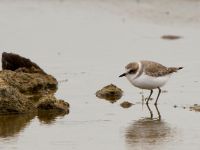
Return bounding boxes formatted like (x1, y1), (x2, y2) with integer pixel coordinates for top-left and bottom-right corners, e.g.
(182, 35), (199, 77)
(126, 73), (170, 90)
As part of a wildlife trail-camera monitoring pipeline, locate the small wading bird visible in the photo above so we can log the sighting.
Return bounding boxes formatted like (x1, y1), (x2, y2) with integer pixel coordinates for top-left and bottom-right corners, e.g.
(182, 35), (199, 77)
(119, 60), (183, 105)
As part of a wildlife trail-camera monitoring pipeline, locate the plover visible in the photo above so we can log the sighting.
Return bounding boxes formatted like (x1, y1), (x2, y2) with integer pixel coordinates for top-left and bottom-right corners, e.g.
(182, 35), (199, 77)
(119, 60), (183, 105)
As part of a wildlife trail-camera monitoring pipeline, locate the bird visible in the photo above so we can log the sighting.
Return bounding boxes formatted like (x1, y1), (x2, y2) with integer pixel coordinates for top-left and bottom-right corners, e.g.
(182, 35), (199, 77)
(119, 60), (183, 105)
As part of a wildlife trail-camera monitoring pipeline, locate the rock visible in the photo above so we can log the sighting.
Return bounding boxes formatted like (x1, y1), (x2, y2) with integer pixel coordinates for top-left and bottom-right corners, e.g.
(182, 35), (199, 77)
(0, 70), (57, 95)
(161, 35), (182, 40)
(96, 84), (123, 103)
(0, 52), (69, 115)
(37, 95), (69, 113)
(0, 79), (36, 114)
(2, 52), (46, 74)
(190, 104), (200, 112)
(120, 101), (133, 108)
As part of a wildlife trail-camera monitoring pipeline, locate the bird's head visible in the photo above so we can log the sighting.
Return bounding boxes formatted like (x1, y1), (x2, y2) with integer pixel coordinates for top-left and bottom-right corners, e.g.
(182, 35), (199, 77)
(119, 62), (139, 80)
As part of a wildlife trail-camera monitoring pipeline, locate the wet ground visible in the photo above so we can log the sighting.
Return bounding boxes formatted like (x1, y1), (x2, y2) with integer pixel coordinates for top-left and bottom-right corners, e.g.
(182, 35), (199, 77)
(0, 0), (200, 149)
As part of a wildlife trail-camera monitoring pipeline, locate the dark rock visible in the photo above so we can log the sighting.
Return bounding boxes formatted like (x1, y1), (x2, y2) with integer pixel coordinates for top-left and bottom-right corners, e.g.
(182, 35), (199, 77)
(2, 52), (46, 74)
(120, 101), (133, 108)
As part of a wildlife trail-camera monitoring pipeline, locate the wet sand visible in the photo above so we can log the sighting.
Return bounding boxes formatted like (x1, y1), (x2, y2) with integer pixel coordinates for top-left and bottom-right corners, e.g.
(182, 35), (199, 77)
(0, 0), (200, 149)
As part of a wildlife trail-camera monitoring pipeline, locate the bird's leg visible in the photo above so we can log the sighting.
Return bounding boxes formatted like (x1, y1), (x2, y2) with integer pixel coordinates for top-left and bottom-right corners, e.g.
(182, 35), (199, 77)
(141, 90), (145, 109)
(146, 103), (153, 119)
(154, 87), (161, 105)
(146, 89), (153, 104)
(155, 104), (161, 120)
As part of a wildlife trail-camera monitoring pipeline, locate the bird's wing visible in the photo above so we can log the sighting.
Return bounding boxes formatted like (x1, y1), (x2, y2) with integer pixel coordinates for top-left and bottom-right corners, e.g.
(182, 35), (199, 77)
(141, 61), (171, 77)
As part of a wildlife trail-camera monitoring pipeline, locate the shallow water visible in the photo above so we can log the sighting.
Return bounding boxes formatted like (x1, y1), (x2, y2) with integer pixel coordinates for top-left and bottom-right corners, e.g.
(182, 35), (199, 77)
(0, 0), (200, 149)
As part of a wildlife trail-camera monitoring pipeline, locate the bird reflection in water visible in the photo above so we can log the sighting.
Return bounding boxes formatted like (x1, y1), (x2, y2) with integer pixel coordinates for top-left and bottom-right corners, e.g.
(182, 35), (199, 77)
(125, 104), (174, 149)
(141, 92), (161, 120)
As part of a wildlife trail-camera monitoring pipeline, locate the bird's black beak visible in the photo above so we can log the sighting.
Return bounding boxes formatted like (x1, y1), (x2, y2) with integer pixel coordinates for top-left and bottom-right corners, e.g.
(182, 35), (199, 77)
(119, 73), (126, 77)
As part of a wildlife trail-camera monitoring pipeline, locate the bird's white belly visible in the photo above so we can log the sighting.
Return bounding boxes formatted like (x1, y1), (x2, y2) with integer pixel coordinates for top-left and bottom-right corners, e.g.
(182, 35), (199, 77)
(127, 73), (170, 90)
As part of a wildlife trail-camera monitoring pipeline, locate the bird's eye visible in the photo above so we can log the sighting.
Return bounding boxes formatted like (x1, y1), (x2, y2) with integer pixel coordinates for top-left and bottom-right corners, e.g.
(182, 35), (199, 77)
(129, 69), (135, 74)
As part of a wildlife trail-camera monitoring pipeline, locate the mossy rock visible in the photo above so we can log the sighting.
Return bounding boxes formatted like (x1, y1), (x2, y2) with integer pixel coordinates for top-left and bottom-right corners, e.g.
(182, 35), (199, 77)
(36, 95), (69, 113)
(0, 70), (57, 95)
(0, 52), (70, 116)
(0, 81), (36, 114)
(96, 84), (123, 103)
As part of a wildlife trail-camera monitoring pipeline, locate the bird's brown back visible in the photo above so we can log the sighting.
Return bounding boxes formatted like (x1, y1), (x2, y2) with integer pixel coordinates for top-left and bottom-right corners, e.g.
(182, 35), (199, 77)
(141, 61), (181, 77)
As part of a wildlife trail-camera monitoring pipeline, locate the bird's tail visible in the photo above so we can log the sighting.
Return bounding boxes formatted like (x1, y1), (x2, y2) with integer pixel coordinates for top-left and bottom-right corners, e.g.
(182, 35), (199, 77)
(178, 67), (183, 70)
(168, 67), (183, 73)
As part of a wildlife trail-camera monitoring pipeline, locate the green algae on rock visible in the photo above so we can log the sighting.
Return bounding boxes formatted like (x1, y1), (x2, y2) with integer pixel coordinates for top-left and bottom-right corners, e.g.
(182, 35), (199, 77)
(96, 84), (123, 103)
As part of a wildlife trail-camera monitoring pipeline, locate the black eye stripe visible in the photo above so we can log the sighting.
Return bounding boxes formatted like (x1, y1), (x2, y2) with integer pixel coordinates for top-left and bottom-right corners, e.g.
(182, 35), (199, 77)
(129, 69), (136, 74)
